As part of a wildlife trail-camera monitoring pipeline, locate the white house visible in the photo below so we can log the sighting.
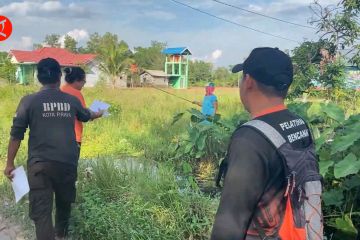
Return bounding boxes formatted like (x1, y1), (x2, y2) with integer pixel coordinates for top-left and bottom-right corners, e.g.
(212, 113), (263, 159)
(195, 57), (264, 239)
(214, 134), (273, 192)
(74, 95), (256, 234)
(9, 47), (101, 87)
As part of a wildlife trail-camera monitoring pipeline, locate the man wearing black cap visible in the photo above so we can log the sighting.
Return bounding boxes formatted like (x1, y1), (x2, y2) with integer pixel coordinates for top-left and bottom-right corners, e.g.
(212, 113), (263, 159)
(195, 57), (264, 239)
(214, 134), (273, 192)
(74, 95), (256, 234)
(4, 58), (102, 240)
(211, 48), (317, 240)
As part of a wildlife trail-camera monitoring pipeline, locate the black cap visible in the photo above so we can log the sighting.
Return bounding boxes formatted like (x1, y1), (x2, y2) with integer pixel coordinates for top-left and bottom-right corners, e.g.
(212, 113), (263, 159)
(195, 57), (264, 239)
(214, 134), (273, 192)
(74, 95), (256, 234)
(232, 47), (293, 90)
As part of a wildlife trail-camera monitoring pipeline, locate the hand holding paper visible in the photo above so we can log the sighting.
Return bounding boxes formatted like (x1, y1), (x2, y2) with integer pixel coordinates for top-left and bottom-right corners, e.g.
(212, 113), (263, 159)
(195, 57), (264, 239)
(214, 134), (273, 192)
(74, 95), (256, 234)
(89, 100), (110, 117)
(11, 166), (30, 203)
(4, 164), (15, 180)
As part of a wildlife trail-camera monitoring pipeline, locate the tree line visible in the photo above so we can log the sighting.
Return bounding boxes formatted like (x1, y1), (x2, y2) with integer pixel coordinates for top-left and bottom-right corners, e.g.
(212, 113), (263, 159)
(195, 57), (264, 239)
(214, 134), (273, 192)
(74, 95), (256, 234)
(1, 0), (359, 93)
(289, 0), (360, 99)
(0, 31), (238, 87)
(37, 33), (239, 87)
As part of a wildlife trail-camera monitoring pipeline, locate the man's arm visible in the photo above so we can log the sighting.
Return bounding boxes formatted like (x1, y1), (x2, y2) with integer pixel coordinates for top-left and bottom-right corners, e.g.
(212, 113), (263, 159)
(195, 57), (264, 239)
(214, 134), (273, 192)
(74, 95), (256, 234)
(4, 138), (21, 180)
(214, 101), (218, 114)
(89, 109), (103, 120)
(5, 97), (29, 180)
(212, 95), (218, 114)
(211, 131), (268, 240)
(73, 97), (102, 122)
(192, 100), (202, 107)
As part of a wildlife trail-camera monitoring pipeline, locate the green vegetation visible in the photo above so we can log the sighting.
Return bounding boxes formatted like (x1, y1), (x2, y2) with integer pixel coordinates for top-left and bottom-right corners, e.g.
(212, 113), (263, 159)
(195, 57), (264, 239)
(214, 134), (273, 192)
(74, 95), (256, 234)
(287, 102), (360, 239)
(0, 86), (240, 239)
(72, 159), (217, 239)
(134, 41), (167, 71)
(171, 109), (236, 162)
(64, 35), (78, 53)
(25, 31), (240, 87)
(0, 1), (359, 239)
(1, 84), (358, 239)
(0, 52), (16, 84)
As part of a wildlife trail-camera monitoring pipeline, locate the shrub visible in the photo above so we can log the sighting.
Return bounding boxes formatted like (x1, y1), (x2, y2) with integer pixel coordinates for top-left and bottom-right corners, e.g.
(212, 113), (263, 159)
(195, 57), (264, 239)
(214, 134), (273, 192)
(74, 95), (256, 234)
(71, 159), (217, 239)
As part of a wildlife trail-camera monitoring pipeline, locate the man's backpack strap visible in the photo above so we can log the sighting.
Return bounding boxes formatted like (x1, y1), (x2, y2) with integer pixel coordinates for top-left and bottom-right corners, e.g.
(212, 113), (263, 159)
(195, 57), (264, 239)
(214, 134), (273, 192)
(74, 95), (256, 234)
(242, 120), (286, 240)
(242, 120), (286, 149)
(217, 120), (286, 187)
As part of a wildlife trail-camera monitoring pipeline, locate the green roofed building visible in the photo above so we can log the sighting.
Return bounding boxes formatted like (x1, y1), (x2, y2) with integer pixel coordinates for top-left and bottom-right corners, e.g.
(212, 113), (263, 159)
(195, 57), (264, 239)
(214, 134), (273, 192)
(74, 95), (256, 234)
(162, 47), (191, 89)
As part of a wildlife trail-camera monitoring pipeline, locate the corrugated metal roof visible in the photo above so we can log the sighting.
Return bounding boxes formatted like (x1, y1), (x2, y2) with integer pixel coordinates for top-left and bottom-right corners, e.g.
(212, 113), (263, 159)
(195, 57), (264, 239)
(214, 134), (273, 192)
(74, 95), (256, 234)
(141, 70), (168, 77)
(162, 47), (192, 55)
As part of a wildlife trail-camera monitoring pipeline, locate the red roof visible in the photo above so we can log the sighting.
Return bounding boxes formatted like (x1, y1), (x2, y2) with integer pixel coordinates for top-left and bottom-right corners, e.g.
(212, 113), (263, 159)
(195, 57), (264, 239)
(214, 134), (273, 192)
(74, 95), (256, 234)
(10, 47), (96, 66)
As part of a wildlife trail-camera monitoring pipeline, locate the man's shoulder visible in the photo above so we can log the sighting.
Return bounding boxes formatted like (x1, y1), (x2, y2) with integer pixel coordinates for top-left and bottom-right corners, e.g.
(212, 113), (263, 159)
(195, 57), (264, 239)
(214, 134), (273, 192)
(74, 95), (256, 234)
(229, 122), (281, 173)
(19, 92), (37, 106)
(255, 109), (313, 148)
(231, 124), (274, 149)
(233, 124), (259, 138)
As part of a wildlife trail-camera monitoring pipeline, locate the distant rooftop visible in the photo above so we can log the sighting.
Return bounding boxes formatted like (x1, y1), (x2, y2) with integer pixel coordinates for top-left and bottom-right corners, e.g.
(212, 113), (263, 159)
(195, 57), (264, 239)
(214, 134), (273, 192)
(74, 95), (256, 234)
(162, 47), (192, 55)
(9, 47), (96, 66)
(141, 69), (168, 77)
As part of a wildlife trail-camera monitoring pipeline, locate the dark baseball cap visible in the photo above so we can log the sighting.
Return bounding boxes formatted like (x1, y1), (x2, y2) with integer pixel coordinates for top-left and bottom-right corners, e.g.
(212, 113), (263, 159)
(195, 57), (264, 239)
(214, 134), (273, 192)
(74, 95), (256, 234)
(232, 47), (293, 90)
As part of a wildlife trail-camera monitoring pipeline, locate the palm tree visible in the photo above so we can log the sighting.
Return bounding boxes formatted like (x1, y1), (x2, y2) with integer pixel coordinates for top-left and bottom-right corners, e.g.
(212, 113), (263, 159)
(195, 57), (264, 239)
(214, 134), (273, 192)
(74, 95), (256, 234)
(98, 40), (133, 88)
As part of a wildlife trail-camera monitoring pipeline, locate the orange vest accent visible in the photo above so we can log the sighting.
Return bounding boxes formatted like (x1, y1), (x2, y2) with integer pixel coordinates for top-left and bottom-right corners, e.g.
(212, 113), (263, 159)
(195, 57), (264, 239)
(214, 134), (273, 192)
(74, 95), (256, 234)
(61, 84), (86, 143)
(252, 104), (286, 118)
(278, 197), (306, 240)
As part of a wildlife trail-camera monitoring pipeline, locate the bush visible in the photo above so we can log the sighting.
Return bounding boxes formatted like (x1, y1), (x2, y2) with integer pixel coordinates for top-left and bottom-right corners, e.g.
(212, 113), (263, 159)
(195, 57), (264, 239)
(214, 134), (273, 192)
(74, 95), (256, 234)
(288, 102), (360, 239)
(171, 108), (248, 162)
(71, 159), (217, 239)
(0, 54), (16, 84)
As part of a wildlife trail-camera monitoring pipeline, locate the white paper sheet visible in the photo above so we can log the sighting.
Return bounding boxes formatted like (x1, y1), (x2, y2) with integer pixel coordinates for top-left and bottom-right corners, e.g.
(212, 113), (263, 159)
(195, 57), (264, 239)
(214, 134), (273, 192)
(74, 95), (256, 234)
(11, 166), (30, 203)
(89, 100), (110, 117)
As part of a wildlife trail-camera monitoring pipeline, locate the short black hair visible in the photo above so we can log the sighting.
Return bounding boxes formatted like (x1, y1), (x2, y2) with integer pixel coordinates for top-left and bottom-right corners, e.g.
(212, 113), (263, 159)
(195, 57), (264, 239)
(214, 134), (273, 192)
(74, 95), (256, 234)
(243, 71), (289, 99)
(64, 67), (86, 84)
(256, 80), (289, 99)
(37, 58), (62, 85)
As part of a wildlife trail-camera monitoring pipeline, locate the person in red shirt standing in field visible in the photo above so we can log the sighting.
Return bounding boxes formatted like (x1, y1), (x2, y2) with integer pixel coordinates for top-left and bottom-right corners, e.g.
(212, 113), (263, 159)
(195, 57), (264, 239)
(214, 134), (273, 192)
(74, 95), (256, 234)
(61, 67), (101, 146)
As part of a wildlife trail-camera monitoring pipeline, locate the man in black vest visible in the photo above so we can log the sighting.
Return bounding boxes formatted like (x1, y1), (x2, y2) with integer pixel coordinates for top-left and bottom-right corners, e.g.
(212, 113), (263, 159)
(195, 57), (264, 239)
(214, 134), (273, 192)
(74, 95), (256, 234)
(4, 58), (102, 240)
(211, 48), (316, 240)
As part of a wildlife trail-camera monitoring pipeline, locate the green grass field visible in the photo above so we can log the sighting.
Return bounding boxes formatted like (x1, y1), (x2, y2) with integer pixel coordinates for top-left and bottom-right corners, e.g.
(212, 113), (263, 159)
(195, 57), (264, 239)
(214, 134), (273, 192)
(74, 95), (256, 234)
(0, 85), (242, 239)
(0, 86), (242, 161)
(1, 85), (359, 239)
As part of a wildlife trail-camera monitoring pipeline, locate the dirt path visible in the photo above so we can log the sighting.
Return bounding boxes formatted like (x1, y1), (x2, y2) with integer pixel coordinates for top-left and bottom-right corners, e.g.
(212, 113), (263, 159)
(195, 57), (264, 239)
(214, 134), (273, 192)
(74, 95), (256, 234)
(0, 214), (25, 240)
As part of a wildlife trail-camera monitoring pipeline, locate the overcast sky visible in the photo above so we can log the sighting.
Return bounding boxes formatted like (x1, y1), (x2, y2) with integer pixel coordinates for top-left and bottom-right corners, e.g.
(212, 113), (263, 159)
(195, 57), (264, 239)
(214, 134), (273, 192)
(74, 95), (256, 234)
(0, 0), (340, 67)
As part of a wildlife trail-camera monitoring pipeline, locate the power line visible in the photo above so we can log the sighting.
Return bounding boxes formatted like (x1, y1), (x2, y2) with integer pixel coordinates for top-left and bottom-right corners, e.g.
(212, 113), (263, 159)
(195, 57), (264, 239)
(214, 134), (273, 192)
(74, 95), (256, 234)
(212, 0), (316, 29)
(169, 0), (301, 43)
(151, 86), (195, 104)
